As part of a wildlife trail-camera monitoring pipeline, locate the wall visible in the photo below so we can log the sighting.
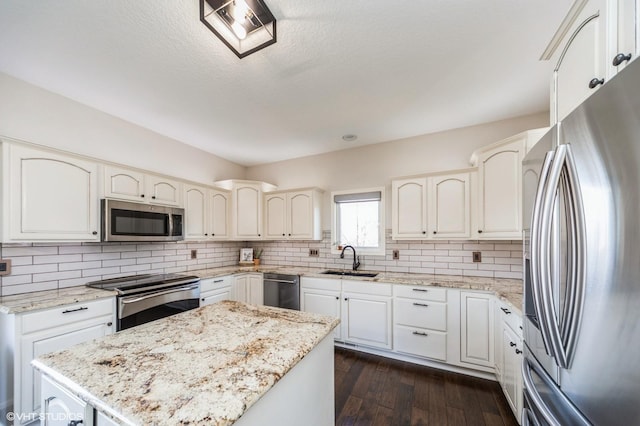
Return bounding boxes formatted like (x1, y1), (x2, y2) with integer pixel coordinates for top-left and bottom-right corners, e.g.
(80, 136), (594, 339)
(250, 231), (522, 280)
(0, 73), (246, 185)
(0, 241), (244, 296)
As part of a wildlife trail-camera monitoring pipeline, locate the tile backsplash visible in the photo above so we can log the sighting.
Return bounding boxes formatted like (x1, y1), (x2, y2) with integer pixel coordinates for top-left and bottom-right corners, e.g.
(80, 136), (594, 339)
(0, 230), (523, 296)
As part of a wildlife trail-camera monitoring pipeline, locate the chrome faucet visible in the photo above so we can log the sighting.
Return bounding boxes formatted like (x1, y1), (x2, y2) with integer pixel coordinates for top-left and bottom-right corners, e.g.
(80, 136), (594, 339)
(340, 245), (361, 271)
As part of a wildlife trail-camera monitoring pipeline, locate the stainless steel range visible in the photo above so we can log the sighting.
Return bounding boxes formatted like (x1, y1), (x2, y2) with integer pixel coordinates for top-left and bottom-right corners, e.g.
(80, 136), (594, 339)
(86, 273), (200, 330)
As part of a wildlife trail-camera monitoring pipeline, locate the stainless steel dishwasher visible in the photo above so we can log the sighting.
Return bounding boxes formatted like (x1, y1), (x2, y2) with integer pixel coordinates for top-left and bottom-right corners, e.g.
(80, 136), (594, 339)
(263, 273), (300, 310)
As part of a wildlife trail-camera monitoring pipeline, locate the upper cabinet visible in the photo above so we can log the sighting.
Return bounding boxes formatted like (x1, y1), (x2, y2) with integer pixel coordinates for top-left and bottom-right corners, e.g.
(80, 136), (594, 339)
(2, 142), (100, 242)
(544, 0), (637, 124)
(392, 170), (473, 240)
(183, 184), (230, 240)
(104, 165), (182, 207)
(471, 129), (547, 240)
(264, 189), (323, 240)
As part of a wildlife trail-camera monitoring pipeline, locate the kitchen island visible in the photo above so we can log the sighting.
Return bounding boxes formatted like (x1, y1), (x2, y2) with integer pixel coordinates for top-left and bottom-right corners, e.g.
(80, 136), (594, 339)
(31, 301), (339, 425)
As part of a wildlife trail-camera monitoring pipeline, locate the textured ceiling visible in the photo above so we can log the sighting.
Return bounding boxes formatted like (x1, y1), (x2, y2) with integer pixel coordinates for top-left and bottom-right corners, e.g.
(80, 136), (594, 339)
(0, 1), (571, 166)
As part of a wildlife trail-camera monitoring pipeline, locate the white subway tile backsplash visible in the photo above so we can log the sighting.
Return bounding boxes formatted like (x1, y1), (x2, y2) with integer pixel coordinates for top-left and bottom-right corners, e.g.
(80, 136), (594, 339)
(12, 264), (58, 275)
(2, 246), (58, 256)
(33, 254), (83, 264)
(32, 270), (82, 283)
(82, 253), (121, 262)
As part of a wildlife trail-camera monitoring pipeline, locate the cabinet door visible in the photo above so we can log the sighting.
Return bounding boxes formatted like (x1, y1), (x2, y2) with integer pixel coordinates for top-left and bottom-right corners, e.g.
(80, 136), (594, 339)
(301, 289), (342, 340)
(6, 144), (100, 241)
(392, 177), (428, 239)
(232, 276), (248, 303)
(41, 375), (89, 426)
(210, 189), (230, 239)
(477, 140), (524, 239)
(184, 185), (208, 240)
(502, 324), (523, 418)
(103, 165), (145, 202)
(288, 191), (314, 239)
(614, 0), (639, 73)
(146, 175), (182, 206)
(428, 172), (471, 239)
(552, 0), (609, 123)
(342, 293), (392, 349)
(247, 274), (264, 305)
(20, 320), (113, 417)
(460, 292), (494, 368)
(234, 185), (262, 239)
(264, 193), (287, 239)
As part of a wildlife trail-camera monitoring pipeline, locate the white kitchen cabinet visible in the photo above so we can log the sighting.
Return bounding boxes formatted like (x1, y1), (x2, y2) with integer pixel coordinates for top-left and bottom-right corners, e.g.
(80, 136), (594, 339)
(341, 281), (392, 350)
(233, 273), (263, 305)
(104, 165), (182, 207)
(471, 130), (545, 240)
(392, 170), (473, 240)
(200, 276), (233, 306)
(495, 300), (524, 420)
(184, 185), (230, 240)
(459, 291), (494, 370)
(41, 375), (92, 426)
(393, 285), (449, 361)
(392, 177), (428, 239)
(265, 189), (323, 240)
(2, 142), (100, 242)
(0, 297), (116, 425)
(300, 277), (342, 340)
(615, 0), (639, 73)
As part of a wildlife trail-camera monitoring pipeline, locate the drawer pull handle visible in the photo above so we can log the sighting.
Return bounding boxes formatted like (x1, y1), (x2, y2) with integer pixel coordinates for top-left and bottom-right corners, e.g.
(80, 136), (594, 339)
(412, 288), (428, 292)
(509, 341), (516, 347)
(107, 322), (113, 327)
(62, 306), (88, 314)
(413, 302), (429, 307)
(213, 279), (224, 283)
(500, 307), (511, 315)
(412, 331), (428, 337)
(515, 349), (523, 355)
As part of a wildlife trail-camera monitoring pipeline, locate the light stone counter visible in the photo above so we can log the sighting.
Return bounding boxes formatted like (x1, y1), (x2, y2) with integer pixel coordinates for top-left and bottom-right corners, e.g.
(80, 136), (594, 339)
(32, 301), (340, 426)
(192, 265), (524, 313)
(0, 286), (117, 314)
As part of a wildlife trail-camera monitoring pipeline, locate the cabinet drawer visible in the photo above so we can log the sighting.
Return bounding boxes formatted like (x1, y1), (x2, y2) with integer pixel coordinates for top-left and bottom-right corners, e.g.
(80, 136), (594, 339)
(342, 280), (391, 296)
(394, 285), (447, 302)
(21, 298), (114, 334)
(394, 299), (447, 331)
(394, 325), (447, 361)
(200, 275), (233, 292)
(497, 300), (522, 338)
(301, 277), (342, 292)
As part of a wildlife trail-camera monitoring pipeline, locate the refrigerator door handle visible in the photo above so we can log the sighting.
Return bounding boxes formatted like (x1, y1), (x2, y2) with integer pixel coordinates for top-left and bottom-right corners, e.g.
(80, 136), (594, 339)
(522, 407), (540, 426)
(560, 144), (587, 367)
(522, 358), (563, 426)
(530, 149), (557, 358)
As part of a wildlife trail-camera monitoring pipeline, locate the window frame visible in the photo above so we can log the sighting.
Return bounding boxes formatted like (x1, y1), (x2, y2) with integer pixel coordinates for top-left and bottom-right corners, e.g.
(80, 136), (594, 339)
(331, 187), (386, 256)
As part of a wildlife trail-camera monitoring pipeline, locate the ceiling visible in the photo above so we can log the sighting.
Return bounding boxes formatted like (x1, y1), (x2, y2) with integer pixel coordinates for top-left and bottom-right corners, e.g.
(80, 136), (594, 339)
(0, 1), (571, 167)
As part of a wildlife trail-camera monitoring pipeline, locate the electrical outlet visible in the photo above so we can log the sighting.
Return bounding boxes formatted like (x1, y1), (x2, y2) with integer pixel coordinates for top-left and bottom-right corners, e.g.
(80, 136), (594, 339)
(392, 250), (400, 260)
(309, 249), (319, 257)
(191, 249), (198, 259)
(0, 259), (11, 276)
(472, 251), (482, 263)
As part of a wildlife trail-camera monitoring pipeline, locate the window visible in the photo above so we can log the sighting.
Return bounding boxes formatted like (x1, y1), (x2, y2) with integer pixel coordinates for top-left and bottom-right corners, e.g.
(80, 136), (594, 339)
(332, 188), (385, 255)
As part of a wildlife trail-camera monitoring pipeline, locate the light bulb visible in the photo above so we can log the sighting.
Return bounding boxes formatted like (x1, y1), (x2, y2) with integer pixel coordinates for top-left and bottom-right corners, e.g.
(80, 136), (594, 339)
(234, 0), (249, 21)
(231, 20), (247, 40)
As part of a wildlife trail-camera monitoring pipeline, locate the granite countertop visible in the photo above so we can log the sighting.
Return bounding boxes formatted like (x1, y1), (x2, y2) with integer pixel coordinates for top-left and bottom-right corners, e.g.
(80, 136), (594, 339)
(0, 286), (117, 314)
(32, 301), (340, 426)
(192, 266), (524, 313)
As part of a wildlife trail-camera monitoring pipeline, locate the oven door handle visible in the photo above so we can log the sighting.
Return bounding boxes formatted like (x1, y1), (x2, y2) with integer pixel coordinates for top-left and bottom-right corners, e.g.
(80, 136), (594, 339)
(121, 285), (200, 304)
(263, 279), (298, 284)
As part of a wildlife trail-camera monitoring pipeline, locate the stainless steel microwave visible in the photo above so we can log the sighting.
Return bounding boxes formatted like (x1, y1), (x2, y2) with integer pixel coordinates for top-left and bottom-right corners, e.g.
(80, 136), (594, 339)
(101, 199), (184, 242)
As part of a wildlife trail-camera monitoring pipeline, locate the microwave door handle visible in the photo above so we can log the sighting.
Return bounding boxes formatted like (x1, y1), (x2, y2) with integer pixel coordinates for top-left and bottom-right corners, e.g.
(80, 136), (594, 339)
(530, 149), (557, 358)
(168, 213), (174, 238)
(561, 144), (587, 368)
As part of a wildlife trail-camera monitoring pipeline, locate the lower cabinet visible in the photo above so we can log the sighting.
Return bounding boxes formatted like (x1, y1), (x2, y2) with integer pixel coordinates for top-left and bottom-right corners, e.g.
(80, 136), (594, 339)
(300, 277), (342, 340)
(41, 375), (92, 426)
(459, 291), (495, 370)
(200, 276), (233, 306)
(233, 273), (263, 305)
(0, 297), (116, 425)
(495, 300), (524, 421)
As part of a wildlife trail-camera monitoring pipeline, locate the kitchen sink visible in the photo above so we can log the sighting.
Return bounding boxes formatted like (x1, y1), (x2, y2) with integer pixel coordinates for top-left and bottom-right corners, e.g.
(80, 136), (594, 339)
(321, 270), (378, 278)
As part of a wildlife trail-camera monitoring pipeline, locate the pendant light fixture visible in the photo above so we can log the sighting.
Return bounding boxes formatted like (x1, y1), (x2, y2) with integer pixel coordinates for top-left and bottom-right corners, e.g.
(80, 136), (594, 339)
(200, 0), (277, 58)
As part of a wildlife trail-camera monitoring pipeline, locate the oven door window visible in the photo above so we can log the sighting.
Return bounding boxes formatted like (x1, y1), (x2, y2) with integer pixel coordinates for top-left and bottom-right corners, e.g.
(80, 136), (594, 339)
(119, 299), (198, 330)
(111, 209), (170, 237)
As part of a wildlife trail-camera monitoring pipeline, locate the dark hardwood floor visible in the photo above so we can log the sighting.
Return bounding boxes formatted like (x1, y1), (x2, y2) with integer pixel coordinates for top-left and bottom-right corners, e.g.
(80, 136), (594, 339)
(335, 348), (519, 426)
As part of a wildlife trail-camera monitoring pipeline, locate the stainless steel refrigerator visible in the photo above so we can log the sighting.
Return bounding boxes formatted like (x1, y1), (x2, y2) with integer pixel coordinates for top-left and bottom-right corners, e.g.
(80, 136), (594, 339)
(522, 58), (640, 425)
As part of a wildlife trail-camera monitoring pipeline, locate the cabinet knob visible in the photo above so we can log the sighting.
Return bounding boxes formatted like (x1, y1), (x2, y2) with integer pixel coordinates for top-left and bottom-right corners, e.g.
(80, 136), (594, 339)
(613, 53), (632, 66)
(282, 233), (285, 236)
(106, 322), (113, 327)
(422, 231), (426, 234)
(588, 78), (605, 89)
(92, 231), (98, 235)
(478, 230), (483, 234)
(515, 349), (523, 355)
(152, 196), (156, 199)
(288, 233), (291, 236)
(344, 298), (348, 301)
(140, 194), (145, 198)
(258, 234), (261, 237)
(201, 298), (205, 301)
(335, 296), (339, 300)
(433, 231), (436, 234)
(509, 341), (516, 347)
